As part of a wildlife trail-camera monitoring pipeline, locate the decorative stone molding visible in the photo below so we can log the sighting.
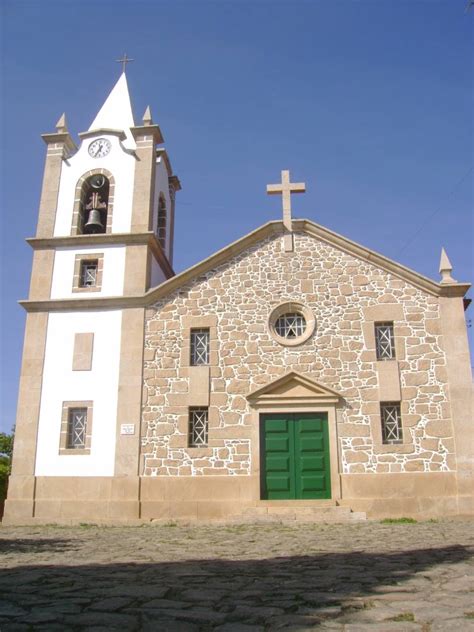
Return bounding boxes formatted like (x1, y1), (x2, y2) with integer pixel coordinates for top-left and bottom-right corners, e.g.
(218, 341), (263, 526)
(361, 306), (406, 362)
(78, 128), (127, 142)
(59, 401), (93, 455)
(180, 315), (218, 368)
(376, 361), (401, 401)
(72, 333), (94, 371)
(268, 302), (316, 347)
(72, 253), (104, 293)
(247, 372), (342, 407)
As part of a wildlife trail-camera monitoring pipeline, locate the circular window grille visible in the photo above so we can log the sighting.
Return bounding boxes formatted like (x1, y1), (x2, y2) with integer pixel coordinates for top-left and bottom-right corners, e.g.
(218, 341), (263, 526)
(269, 302), (316, 347)
(275, 313), (306, 339)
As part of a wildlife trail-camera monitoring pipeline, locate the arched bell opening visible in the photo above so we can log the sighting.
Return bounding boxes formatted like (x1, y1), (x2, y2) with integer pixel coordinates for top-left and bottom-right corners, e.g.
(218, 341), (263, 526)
(78, 174), (110, 235)
(156, 193), (167, 250)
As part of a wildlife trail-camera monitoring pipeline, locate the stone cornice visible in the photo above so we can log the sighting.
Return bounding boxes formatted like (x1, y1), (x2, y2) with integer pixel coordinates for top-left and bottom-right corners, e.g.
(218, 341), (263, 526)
(142, 222), (283, 304)
(26, 231), (175, 279)
(140, 220), (469, 304)
(295, 219), (471, 298)
(156, 148), (172, 174)
(20, 295), (145, 312)
(41, 132), (77, 153)
(78, 128), (127, 141)
(130, 124), (163, 144)
(19, 220), (470, 313)
(169, 174), (182, 192)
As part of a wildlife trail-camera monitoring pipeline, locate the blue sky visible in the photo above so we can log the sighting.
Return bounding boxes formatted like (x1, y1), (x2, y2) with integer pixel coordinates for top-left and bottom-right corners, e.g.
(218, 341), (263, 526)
(0, 0), (472, 433)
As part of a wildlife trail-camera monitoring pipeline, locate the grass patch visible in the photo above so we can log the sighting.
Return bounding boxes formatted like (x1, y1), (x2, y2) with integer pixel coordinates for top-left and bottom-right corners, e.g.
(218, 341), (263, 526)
(380, 517), (417, 524)
(465, 612), (474, 619)
(388, 612), (415, 622)
(79, 523), (99, 529)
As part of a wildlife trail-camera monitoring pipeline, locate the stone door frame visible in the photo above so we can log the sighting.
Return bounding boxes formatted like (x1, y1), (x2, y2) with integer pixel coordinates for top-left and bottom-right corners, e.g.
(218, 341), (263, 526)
(246, 372), (343, 502)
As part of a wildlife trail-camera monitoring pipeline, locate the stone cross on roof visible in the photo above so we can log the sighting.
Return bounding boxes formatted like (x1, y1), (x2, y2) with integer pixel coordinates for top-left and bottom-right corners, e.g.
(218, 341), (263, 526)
(267, 169), (306, 252)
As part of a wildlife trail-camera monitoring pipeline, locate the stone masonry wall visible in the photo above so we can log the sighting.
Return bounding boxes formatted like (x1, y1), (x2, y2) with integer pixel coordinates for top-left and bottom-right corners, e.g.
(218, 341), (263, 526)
(142, 232), (454, 476)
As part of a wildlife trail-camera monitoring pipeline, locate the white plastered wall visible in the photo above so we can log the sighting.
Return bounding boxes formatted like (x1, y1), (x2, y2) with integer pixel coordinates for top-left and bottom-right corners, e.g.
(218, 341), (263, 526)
(35, 310), (122, 477)
(54, 134), (136, 236)
(50, 245), (126, 298)
(150, 258), (167, 288)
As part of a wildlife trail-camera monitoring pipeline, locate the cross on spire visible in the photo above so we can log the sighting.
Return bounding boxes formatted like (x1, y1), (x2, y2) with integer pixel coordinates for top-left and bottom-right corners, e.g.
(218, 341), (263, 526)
(116, 53), (134, 73)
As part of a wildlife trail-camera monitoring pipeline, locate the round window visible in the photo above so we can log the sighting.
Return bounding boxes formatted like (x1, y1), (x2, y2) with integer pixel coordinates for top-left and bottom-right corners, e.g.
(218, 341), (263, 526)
(274, 313), (306, 339)
(269, 302), (315, 347)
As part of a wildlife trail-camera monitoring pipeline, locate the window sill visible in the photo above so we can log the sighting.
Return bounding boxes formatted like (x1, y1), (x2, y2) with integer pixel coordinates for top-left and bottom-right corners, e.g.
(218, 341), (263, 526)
(373, 443), (413, 455)
(72, 286), (102, 293)
(186, 447), (212, 457)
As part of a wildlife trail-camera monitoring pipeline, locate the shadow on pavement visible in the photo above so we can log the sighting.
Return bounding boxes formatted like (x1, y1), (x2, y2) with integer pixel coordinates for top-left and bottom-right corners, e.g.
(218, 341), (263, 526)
(0, 544), (471, 630)
(0, 537), (74, 555)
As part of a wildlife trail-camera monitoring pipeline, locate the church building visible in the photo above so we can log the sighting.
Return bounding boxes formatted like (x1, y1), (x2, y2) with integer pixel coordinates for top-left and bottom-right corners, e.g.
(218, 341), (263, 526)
(4, 72), (473, 524)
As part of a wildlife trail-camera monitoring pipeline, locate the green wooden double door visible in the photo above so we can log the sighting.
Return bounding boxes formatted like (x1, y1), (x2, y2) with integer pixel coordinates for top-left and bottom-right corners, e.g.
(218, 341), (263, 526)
(261, 413), (331, 500)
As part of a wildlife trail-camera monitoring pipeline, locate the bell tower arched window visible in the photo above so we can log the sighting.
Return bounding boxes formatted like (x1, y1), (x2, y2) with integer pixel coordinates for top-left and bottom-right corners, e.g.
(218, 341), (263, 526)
(157, 194), (167, 250)
(71, 169), (115, 236)
(79, 175), (109, 234)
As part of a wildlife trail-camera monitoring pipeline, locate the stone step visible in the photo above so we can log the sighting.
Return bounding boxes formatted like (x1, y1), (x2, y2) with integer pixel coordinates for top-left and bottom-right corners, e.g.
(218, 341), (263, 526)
(227, 503), (366, 524)
(256, 499), (338, 507)
(242, 505), (352, 516)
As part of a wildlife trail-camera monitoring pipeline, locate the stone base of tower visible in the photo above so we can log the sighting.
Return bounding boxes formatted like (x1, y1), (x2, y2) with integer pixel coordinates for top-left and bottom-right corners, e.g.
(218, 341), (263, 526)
(2, 472), (472, 525)
(2, 476), (141, 525)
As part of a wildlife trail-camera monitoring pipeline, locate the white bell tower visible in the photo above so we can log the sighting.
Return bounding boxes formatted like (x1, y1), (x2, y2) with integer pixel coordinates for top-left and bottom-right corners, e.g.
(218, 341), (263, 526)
(4, 70), (180, 523)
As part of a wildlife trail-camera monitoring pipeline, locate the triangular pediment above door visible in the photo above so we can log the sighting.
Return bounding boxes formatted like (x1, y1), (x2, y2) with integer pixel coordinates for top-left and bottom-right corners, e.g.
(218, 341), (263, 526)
(247, 371), (342, 407)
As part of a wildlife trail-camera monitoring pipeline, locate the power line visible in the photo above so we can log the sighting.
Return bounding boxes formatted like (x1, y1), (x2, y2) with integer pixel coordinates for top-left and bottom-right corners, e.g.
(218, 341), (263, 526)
(398, 166), (473, 255)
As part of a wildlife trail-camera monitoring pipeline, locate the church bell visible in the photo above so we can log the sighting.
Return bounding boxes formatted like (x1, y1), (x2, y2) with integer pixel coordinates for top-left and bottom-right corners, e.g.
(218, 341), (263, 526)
(84, 208), (104, 233)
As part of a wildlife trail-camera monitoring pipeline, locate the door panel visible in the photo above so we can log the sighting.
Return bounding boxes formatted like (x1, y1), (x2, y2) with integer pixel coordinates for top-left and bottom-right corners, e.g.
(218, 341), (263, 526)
(295, 413), (330, 499)
(262, 413), (331, 500)
(263, 415), (295, 499)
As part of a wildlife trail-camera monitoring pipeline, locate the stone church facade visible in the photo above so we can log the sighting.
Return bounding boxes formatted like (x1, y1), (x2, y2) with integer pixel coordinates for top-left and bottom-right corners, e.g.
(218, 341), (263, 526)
(4, 74), (473, 524)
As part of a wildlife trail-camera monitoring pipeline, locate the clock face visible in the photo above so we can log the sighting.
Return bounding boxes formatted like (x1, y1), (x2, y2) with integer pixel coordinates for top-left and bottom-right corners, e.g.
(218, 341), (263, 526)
(88, 138), (112, 158)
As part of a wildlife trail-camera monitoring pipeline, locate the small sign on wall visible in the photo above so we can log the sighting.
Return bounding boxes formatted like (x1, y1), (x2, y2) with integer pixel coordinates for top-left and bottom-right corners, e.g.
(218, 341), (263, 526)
(120, 424), (135, 435)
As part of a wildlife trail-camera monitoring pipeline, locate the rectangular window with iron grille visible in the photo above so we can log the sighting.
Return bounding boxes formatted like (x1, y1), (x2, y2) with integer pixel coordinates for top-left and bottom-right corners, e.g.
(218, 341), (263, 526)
(79, 260), (98, 288)
(67, 407), (88, 449)
(189, 408), (208, 447)
(381, 403), (402, 444)
(375, 322), (395, 360)
(190, 328), (210, 366)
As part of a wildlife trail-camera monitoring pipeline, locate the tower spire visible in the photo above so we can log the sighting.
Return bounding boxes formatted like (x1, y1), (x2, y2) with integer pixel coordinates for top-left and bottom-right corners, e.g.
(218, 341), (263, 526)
(88, 73), (135, 148)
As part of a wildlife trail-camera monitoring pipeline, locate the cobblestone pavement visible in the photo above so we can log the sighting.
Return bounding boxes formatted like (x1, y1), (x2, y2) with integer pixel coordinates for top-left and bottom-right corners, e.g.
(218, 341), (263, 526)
(0, 519), (473, 631)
